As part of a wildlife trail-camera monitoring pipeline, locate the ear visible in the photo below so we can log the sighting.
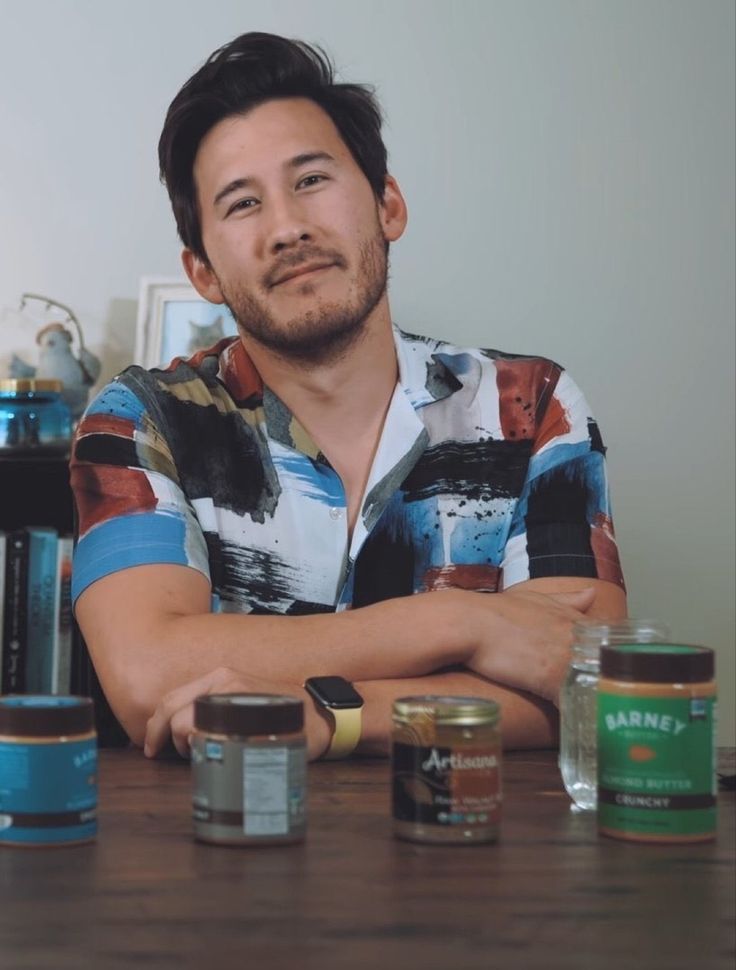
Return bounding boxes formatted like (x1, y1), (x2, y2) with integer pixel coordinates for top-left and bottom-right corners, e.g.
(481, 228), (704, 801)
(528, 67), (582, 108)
(182, 249), (226, 304)
(378, 175), (408, 243)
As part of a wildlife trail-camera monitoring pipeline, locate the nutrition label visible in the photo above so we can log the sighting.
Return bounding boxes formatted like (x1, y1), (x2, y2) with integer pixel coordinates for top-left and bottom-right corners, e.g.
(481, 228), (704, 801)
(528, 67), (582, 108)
(243, 747), (289, 836)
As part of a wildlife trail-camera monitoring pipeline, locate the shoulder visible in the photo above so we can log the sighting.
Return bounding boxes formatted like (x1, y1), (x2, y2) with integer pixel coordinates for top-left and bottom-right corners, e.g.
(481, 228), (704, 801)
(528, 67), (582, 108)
(395, 326), (596, 444)
(396, 325), (569, 405)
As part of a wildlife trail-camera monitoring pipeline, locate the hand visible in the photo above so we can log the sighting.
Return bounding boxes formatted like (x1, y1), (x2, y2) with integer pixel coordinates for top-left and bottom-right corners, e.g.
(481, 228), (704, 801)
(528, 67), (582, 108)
(461, 586), (596, 705)
(142, 666), (332, 761)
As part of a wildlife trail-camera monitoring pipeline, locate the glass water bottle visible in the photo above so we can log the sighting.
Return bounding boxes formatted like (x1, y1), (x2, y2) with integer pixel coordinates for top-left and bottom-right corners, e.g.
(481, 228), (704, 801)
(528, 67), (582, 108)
(559, 619), (669, 810)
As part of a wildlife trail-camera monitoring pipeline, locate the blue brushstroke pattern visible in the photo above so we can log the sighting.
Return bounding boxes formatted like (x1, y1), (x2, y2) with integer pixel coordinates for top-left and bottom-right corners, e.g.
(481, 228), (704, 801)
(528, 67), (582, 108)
(72, 512), (195, 604)
(83, 381), (146, 426)
(270, 449), (345, 507)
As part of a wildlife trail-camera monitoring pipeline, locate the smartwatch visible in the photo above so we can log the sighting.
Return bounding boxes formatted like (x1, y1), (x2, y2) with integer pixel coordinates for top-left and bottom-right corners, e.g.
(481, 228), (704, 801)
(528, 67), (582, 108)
(304, 676), (364, 760)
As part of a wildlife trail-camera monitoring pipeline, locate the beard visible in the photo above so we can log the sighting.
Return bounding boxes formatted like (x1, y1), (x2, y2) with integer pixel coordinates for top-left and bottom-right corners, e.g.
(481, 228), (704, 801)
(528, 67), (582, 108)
(216, 227), (389, 367)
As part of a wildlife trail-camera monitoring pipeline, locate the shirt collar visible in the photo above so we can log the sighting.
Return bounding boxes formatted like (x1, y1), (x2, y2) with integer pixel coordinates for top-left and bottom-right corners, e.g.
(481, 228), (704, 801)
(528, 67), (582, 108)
(392, 325), (462, 410)
(221, 325), (462, 455)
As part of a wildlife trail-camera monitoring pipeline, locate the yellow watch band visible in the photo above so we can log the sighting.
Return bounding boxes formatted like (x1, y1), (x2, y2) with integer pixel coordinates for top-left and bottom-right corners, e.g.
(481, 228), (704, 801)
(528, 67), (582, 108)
(322, 706), (362, 760)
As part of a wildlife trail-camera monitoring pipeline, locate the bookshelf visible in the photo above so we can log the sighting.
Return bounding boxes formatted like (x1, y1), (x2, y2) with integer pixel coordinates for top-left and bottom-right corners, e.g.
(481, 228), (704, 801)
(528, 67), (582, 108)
(1, 456), (127, 746)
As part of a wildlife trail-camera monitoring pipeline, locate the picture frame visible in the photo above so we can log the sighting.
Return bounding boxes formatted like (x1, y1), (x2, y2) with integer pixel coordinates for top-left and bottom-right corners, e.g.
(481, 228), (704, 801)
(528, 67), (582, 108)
(134, 277), (237, 369)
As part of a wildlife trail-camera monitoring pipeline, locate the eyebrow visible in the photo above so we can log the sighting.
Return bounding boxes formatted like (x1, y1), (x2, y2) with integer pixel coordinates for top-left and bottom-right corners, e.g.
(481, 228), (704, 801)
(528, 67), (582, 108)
(212, 151), (337, 208)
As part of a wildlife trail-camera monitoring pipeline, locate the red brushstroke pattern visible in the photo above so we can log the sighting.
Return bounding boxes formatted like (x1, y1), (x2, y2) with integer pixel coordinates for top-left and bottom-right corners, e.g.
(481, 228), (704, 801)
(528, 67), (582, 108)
(220, 339), (263, 403)
(495, 358), (569, 451)
(421, 564), (500, 593)
(71, 464), (157, 536)
(590, 512), (626, 590)
(75, 413), (134, 439)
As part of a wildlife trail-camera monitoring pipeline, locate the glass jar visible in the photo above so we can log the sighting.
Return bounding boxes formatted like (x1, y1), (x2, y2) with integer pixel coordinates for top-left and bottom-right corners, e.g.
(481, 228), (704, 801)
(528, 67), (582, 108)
(0, 380), (72, 456)
(0, 695), (97, 847)
(559, 619), (669, 810)
(598, 643), (717, 843)
(191, 694), (307, 846)
(392, 695), (502, 844)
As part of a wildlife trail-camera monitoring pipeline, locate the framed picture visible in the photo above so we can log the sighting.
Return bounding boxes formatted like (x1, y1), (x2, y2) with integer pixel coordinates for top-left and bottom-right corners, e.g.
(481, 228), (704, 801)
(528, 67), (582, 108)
(134, 277), (237, 369)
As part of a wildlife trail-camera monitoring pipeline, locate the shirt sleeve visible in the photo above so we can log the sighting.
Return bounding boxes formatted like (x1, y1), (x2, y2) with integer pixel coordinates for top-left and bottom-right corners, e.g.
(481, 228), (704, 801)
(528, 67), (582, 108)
(500, 368), (625, 591)
(70, 374), (211, 606)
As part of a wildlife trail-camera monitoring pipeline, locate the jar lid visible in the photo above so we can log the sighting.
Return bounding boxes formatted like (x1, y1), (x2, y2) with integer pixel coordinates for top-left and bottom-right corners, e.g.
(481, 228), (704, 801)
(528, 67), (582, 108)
(194, 694), (304, 735)
(393, 695), (500, 726)
(600, 644), (714, 683)
(572, 618), (670, 647)
(0, 379), (63, 393)
(0, 695), (95, 737)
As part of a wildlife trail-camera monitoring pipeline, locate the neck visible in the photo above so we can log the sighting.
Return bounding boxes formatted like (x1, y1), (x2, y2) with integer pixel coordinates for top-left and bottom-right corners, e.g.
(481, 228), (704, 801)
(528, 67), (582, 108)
(239, 299), (399, 447)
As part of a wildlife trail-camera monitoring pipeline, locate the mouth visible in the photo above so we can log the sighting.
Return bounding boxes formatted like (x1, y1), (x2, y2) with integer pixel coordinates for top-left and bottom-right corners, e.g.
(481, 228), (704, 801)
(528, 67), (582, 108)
(270, 262), (335, 288)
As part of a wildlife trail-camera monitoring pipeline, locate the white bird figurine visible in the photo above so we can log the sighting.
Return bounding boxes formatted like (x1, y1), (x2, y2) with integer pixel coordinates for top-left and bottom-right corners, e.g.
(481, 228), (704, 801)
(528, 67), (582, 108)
(10, 322), (101, 420)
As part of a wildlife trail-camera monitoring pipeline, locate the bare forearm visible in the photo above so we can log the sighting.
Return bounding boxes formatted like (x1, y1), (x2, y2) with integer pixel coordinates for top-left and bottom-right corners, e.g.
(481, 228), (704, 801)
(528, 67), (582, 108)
(353, 671), (559, 757)
(79, 565), (622, 749)
(80, 578), (471, 741)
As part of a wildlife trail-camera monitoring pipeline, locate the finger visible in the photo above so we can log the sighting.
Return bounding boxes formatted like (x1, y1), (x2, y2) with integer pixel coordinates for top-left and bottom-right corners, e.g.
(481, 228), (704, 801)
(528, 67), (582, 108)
(169, 704), (196, 759)
(144, 666), (233, 757)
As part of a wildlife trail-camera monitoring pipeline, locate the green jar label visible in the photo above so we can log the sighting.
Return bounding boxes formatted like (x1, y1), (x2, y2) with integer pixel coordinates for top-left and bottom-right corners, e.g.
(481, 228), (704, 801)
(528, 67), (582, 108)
(597, 692), (716, 838)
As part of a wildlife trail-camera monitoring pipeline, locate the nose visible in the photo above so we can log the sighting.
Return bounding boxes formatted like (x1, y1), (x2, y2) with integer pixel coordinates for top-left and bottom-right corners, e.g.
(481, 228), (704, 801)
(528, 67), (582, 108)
(264, 195), (313, 254)
(273, 228), (311, 253)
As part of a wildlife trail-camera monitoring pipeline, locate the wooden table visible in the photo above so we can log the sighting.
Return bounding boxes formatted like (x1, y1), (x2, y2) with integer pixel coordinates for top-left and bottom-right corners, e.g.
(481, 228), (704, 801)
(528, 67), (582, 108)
(1, 749), (734, 969)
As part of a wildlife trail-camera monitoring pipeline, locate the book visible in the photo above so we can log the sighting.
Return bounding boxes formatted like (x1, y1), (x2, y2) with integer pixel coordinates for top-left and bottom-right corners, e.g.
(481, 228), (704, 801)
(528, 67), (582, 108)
(1, 529), (30, 693)
(0, 532), (6, 683)
(52, 536), (74, 694)
(25, 527), (59, 694)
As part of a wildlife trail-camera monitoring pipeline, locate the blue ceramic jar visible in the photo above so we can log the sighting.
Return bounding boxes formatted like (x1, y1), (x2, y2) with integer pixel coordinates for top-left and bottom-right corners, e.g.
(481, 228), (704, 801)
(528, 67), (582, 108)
(0, 380), (72, 455)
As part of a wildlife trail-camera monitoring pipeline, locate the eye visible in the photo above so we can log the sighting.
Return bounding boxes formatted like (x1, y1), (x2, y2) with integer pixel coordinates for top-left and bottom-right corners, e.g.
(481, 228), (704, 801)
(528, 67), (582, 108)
(297, 174), (327, 189)
(226, 197), (259, 217)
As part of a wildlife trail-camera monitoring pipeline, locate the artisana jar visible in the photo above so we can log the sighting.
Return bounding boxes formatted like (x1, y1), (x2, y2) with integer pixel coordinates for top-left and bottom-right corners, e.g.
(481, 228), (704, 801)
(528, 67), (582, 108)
(392, 695), (502, 844)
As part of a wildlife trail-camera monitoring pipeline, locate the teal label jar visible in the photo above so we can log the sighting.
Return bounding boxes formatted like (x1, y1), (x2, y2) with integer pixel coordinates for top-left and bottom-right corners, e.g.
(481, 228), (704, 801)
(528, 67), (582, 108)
(0, 696), (97, 846)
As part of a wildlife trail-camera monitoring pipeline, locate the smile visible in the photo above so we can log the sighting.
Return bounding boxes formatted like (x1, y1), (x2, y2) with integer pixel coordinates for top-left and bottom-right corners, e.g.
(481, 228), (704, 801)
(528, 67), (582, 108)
(272, 263), (335, 287)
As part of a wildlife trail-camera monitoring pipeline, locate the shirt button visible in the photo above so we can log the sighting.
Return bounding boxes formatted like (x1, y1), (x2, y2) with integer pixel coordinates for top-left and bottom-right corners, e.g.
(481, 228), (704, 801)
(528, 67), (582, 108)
(329, 507), (343, 520)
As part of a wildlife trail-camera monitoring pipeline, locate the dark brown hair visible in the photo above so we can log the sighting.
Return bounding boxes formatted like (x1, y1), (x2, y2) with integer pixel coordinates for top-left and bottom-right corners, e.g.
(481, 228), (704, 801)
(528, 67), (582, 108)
(158, 32), (388, 262)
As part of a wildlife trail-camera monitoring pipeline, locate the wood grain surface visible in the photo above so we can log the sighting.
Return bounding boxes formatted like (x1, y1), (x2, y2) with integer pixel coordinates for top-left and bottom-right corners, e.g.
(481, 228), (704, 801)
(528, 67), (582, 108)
(1, 749), (733, 970)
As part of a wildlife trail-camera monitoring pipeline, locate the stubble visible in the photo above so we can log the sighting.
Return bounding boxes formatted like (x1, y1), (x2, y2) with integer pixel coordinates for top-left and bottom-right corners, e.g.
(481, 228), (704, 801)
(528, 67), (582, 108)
(217, 227), (389, 367)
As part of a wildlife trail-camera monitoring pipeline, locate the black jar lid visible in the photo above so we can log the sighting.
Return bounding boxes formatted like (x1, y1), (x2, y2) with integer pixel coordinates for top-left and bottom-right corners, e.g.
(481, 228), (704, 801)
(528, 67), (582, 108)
(600, 644), (714, 683)
(194, 694), (304, 736)
(0, 695), (95, 737)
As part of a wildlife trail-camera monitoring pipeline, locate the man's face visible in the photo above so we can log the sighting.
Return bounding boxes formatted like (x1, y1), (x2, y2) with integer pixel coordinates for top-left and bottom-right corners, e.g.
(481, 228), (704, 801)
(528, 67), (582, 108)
(186, 97), (405, 364)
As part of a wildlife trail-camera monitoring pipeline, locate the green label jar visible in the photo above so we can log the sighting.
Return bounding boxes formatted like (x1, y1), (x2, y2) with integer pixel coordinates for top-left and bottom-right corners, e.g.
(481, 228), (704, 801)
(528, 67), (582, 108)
(597, 644), (716, 843)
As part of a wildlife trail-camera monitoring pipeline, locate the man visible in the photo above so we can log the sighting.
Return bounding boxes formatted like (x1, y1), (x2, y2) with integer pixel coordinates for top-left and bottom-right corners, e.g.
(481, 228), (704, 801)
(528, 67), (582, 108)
(71, 32), (626, 761)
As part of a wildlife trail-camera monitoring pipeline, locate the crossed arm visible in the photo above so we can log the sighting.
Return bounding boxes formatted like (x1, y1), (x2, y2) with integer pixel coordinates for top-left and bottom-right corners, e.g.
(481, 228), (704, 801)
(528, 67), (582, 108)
(75, 563), (626, 759)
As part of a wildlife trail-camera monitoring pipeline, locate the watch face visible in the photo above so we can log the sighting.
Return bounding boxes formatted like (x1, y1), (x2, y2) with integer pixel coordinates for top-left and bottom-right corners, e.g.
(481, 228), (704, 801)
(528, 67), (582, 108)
(304, 676), (363, 709)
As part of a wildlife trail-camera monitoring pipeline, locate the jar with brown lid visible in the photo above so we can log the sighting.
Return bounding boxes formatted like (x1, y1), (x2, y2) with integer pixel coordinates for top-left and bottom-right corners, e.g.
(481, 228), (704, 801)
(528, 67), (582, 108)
(392, 696), (502, 844)
(597, 644), (717, 843)
(0, 695), (97, 847)
(191, 694), (306, 846)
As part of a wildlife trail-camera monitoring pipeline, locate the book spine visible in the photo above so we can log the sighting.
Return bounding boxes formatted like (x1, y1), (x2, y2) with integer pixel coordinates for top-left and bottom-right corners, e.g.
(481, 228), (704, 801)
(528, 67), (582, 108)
(52, 536), (74, 694)
(25, 527), (59, 694)
(0, 532), (6, 683)
(1, 529), (30, 693)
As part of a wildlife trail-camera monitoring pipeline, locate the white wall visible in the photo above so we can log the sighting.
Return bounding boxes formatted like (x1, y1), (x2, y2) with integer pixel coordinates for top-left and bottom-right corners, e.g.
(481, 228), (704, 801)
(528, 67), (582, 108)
(1, 0), (733, 742)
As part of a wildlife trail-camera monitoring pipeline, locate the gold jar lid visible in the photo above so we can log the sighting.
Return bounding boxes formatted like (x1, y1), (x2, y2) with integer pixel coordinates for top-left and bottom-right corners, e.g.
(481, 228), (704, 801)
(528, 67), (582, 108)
(393, 695), (500, 727)
(0, 379), (63, 393)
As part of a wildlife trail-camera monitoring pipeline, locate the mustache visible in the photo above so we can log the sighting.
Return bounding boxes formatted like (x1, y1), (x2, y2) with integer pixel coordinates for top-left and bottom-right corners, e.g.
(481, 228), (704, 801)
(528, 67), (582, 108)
(263, 247), (347, 288)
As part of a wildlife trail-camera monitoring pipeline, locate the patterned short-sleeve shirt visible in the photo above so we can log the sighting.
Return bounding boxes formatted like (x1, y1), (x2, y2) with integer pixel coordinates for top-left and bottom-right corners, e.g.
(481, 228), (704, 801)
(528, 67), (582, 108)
(71, 326), (624, 612)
